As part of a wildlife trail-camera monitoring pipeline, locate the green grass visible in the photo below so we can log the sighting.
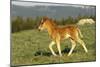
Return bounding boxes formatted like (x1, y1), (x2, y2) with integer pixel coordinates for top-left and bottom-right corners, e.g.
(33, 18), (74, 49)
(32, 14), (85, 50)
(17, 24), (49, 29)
(11, 24), (96, 66)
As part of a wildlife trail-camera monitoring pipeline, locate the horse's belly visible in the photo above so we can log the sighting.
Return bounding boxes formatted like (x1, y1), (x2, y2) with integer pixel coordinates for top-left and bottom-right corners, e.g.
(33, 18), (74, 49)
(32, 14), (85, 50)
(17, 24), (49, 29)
(61, 34), (70, 40)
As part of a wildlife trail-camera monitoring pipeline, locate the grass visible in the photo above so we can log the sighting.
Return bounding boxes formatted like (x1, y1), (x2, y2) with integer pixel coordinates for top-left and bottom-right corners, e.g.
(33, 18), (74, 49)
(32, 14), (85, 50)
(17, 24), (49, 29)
(11, 24), (96, 66)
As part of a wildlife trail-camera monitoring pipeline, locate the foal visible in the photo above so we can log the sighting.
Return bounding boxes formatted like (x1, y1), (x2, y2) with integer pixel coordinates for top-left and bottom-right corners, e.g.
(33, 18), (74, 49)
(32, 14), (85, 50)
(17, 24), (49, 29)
(38, 17), (88, 56)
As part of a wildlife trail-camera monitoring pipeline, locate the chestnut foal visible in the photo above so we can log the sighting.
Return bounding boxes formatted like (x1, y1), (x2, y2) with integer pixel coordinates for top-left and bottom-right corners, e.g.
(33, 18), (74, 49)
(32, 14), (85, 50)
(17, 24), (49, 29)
(38, 17), (88, 56)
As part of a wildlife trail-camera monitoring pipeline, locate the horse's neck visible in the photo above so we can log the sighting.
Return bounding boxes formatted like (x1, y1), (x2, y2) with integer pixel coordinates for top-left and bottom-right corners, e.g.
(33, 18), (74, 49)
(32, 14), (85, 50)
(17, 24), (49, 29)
(46, 24), (57, 37)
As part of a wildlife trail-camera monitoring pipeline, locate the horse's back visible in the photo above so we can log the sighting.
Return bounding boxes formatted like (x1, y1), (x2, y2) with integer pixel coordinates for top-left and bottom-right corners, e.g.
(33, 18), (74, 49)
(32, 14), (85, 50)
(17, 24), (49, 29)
(56, 25), (78, 40)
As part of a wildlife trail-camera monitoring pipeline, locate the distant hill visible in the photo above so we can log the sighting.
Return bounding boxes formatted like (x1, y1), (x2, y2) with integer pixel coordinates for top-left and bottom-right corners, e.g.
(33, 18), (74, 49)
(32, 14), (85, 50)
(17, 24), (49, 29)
(11, 1), (96, 19)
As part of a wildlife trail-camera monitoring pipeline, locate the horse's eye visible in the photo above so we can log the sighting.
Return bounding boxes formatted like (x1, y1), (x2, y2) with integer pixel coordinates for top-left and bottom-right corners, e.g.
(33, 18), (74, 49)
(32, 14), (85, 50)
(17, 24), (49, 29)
(41, 22), (43, 24)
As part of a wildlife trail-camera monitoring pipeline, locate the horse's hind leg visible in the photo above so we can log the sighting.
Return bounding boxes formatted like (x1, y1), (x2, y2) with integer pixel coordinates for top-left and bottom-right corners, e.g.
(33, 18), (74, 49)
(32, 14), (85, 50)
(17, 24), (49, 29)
(76, 37), (88, 53)
(68, 39), (76, 56)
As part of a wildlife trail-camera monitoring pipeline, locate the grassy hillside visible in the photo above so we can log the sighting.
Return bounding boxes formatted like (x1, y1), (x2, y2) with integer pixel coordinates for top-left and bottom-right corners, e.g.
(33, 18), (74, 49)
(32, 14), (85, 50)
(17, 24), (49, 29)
(11, 24), (96, 66)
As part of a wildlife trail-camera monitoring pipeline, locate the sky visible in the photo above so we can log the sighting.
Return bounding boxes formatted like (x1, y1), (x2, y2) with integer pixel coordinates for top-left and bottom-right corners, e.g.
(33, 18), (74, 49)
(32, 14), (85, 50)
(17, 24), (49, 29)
(11, 0), (94, 8)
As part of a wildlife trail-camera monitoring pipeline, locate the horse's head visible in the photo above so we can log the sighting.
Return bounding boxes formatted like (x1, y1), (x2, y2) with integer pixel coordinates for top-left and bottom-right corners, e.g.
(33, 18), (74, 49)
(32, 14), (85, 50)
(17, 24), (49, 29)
(38, 16), (49, 31)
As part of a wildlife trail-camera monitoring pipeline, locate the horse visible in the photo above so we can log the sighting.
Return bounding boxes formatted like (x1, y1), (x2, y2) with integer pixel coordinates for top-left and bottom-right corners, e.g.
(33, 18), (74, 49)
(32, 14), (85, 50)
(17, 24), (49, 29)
(38, 16), (88, 56)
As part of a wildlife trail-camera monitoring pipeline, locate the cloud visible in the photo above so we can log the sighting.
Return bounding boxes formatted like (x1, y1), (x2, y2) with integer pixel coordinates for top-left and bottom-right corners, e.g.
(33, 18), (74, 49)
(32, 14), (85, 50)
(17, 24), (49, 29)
(12, 1), (65, 7)
(11, 1), (95, 9)
(12, 1), (35, 6)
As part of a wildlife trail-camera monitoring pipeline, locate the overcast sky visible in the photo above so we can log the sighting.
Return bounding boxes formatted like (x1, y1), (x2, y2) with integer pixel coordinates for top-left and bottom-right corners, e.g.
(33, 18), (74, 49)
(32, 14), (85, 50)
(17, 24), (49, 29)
(12, 1), (64, 6)
(11, 0), (94, 8)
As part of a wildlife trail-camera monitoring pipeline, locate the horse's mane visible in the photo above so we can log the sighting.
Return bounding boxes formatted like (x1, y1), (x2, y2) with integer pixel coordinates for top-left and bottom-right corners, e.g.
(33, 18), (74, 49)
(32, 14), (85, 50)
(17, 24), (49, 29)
(43, 16), (57, 27)
(49, 18), (57, 27)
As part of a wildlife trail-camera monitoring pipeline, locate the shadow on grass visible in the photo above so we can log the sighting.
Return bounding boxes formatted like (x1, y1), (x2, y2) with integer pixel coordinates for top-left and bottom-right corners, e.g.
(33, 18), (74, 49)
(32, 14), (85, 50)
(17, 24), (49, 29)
(34, 50), (51, 56)
(34, 46), (77, 56)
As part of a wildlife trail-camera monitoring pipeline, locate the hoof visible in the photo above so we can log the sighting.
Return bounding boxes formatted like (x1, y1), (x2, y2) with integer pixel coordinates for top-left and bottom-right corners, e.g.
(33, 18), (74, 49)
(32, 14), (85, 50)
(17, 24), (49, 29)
(53, 54), (57, 56)
(60, 54), (62, 57)
(67, 54), (71, 56)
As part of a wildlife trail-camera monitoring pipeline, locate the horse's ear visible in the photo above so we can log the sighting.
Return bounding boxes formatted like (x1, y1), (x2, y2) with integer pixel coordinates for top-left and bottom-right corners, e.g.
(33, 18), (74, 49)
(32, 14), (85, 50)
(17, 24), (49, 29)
(43, 16), (49, 22)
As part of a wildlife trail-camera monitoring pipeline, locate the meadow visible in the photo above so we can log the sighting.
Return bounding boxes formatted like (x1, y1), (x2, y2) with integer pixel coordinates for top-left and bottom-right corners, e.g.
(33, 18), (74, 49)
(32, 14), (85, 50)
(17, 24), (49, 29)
(11, 24), (96, 66)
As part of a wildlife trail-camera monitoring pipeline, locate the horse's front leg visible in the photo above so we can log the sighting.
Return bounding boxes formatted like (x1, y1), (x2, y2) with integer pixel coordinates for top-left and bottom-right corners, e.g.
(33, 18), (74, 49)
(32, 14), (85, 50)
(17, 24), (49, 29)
(56, 40), (62, 57)
(49, 41), (57, 56)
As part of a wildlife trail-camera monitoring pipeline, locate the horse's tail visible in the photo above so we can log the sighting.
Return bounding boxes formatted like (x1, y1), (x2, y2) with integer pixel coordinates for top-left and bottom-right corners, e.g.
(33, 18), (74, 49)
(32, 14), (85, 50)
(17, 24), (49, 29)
(77, 28), (83, 38)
